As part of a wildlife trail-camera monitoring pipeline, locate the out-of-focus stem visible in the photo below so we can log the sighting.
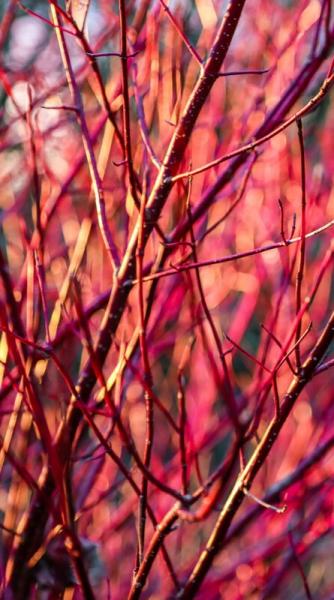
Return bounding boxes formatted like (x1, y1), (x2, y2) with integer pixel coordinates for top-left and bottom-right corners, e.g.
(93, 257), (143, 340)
(50, 2), (120, 271)
(294, 119), (307, 371)
(118, 0), (140, 208)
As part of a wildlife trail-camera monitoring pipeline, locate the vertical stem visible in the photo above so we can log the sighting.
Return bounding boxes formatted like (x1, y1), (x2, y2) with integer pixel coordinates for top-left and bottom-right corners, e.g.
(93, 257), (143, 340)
(295, 119), (307, 371)
(177, 370), (188, 496)
(50, 2), (120, 271)
(136, 174), (154, 564)
(62, 464), (97, 600)
(186, 182), (240, 434)
(50, 1), (125, 150)
(288, 530), (313, 600)
(119, 0), (140, 206)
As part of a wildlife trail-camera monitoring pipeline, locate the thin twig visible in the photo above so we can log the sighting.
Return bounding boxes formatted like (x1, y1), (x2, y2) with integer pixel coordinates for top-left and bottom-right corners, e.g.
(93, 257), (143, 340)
(158, 0), (202, 66)
(171, 71), (334, 182)
(138, 219), (334, 284)
(50, 2), (120, 271)
(136, 172), (155, 565)
(294, 119), (307, 371)
(177, 309), (334, 598)
(118, 0), (141, 209)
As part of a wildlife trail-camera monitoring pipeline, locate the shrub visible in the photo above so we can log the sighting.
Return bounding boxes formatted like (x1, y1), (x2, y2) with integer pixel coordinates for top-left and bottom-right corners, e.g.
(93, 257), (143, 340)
(0, 0), (333, 598)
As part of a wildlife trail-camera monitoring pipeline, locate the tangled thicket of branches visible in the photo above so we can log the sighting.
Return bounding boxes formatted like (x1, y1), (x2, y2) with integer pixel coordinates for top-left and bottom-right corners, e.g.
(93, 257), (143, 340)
(0, 0), (334, 598)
